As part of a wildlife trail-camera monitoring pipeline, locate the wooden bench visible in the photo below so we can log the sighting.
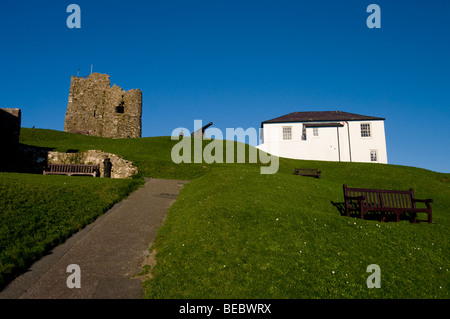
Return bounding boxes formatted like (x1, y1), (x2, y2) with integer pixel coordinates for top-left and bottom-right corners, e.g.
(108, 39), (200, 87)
(43, 163), (100, 177)
(294, 168), (321, 179)
(343, 184), (433, 223)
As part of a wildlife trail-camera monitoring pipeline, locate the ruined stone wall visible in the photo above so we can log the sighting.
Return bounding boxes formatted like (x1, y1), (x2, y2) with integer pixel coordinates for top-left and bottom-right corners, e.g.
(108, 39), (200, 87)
(64, 73), (142, 138)
(0, 108), (22, 171)
(0, 108), (21, 148)
(47, 150), (138, 179)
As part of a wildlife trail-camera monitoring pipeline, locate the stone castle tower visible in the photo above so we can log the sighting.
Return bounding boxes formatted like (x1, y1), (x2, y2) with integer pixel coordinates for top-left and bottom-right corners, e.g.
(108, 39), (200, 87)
(64, 73), (142, 138)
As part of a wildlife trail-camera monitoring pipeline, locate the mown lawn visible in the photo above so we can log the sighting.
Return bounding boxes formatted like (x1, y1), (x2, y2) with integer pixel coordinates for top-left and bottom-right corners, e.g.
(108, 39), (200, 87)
(2, 128), (449, 298)
(0, 173), (143, 288)
(142, 162), (449, 299)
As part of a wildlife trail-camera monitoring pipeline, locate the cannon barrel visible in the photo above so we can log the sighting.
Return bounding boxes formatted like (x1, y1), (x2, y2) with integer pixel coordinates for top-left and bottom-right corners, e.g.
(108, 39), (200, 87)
(202, 122), (213, 131)
(191, 121), (213, 137)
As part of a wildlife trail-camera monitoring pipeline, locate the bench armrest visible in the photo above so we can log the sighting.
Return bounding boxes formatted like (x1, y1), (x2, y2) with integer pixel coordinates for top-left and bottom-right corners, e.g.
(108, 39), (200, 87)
(413, 198), (433, 203)
(413, 198), (433, 212)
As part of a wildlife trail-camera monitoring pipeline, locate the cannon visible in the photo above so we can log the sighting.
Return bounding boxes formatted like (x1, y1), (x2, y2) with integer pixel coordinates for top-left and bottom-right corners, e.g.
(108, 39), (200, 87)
(191, 122), (213, 137)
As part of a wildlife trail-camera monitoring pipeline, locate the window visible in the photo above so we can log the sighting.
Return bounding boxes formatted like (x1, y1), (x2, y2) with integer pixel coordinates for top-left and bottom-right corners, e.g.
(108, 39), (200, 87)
(282, 126), (292, 140)
(361, 123), (371, 137)
(115, 100), (125, 113)
(370, 150), (378, 162)
(115, 105), (124, 113)
(313, 127), (319, 137)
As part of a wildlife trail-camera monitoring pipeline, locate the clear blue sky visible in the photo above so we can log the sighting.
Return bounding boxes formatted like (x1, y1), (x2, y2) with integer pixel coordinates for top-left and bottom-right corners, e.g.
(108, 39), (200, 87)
(0, 0), (449, 173)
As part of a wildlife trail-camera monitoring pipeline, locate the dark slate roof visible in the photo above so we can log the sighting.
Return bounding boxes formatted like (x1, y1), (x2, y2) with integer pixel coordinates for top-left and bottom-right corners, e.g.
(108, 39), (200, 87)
(262, 111), (385, 124)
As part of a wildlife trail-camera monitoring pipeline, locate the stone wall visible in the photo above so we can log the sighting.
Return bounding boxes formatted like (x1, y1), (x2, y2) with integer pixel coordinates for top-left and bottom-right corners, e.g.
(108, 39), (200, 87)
(47, 150), (138, 179)
(0, 108), (21, 149)
(0, 108), (22, 171)
(64, 73), (142, 139)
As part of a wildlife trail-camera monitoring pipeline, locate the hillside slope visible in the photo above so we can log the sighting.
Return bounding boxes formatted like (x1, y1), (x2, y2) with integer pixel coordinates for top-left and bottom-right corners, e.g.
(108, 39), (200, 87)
(4, 128), (449, 298)
(144, 164), (449, 298)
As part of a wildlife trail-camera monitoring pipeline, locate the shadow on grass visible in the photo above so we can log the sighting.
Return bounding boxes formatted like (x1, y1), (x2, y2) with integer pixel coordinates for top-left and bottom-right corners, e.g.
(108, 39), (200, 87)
(0, 241), (58, 292)
(330, 201), (417, 223)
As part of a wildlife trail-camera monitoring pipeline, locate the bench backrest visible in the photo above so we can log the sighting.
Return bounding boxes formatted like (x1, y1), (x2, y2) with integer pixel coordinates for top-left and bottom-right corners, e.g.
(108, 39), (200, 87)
(46, 163), (99, 174)
(343, 184), (415, 209)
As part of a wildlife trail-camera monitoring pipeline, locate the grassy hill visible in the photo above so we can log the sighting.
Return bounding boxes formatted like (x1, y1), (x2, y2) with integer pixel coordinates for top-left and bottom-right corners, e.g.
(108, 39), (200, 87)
(0, 128), (448, 298)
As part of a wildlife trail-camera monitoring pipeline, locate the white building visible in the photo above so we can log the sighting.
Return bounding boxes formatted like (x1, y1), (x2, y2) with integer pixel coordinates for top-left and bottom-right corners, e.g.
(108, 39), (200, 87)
(258, 111), (388, 164)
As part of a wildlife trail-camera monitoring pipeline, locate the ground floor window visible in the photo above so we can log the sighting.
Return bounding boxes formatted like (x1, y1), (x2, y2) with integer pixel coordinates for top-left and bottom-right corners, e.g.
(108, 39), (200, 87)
(370, 150), (378, 162)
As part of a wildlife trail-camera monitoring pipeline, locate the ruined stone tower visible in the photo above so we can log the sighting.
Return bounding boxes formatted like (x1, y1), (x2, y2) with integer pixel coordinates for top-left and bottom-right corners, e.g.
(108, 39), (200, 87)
(64, 73), (142, 138)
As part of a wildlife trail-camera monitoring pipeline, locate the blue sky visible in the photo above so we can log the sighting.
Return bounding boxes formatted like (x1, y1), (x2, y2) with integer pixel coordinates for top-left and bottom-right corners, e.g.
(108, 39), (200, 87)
(0, 0), (449, 173)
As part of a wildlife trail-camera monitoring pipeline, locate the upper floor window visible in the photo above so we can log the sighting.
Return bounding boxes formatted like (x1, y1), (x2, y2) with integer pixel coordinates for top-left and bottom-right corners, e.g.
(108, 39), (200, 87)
(116, 99), (125, 113)
(361, 123), (371, 137)
(282, 126), (292, 140)
(115, 105), (124, 113)
(313, 127), (319, 137)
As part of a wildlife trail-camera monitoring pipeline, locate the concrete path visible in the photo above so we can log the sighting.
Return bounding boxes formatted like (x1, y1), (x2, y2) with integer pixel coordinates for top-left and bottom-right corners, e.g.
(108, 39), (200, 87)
(0, 178), (189, 299)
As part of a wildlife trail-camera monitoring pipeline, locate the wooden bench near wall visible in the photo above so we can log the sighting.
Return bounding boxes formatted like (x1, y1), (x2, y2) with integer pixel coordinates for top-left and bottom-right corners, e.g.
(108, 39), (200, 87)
(43, 163), (100, 177)
(343, 184), (433, 223)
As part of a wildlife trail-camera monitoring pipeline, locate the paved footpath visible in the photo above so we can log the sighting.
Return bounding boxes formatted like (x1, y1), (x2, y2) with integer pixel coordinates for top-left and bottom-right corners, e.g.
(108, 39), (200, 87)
(0, 178), (189, 299)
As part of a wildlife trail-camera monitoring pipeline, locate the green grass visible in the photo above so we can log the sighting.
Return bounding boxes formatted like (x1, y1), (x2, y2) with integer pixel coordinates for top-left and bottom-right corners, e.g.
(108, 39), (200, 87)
(18, 127), (212, 179)
(0, 172), (143, 288)
(144, 164), (449, 298)
(1, 128), (449, 298)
